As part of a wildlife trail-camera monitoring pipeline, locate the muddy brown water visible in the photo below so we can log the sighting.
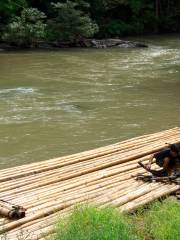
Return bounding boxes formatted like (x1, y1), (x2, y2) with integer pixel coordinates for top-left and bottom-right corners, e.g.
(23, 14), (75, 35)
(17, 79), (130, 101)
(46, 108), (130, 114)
(0, 35), (180, 169)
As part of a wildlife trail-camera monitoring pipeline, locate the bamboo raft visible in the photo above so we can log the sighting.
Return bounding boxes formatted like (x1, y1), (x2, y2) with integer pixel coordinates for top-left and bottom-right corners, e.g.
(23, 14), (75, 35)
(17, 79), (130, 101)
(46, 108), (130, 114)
(0, 127), (180, 240)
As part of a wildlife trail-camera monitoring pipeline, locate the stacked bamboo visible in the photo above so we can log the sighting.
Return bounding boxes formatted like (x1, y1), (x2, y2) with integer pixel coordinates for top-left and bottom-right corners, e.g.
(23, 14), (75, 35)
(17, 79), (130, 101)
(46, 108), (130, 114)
(0, 128), (179, 240)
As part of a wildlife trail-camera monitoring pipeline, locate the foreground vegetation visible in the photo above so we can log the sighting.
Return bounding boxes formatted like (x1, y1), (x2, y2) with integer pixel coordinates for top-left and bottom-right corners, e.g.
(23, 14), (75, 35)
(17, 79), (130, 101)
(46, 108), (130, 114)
(52, 198), (180, 240)
(1, 1), (180, 47)
(132, 198), (180, 240)
(53, 205), (139, 240)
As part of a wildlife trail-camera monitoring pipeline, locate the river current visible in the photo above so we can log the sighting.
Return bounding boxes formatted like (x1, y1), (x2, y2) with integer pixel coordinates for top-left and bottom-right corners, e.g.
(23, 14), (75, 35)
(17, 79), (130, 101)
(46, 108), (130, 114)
(0, 35), (180, 169)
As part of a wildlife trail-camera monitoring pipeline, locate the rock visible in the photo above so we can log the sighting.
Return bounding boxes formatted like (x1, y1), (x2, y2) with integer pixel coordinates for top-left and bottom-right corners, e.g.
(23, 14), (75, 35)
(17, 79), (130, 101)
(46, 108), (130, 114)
(0, 43), (14, 51)
(88, 39), (148, 48)
(38, 42), (53, 49)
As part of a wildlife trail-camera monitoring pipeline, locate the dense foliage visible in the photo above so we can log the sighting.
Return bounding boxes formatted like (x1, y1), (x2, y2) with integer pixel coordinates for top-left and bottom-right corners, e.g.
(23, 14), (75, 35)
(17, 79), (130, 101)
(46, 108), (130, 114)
(47, 1), (98, 42)
(2, 8), (46, 47)
(0, 0), (180, 47)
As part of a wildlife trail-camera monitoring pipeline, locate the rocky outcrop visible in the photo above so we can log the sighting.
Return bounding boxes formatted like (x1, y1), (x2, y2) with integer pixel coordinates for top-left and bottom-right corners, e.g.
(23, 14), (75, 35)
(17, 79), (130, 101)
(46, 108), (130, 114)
(51, 38), (148, 48)
(84, 39), (148, 48)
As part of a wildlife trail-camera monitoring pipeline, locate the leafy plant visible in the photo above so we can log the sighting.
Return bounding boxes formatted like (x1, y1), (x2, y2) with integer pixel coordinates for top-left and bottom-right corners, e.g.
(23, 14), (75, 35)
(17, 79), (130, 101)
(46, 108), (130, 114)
(3, 7), (47, 47)
(47, 0), (98, 43)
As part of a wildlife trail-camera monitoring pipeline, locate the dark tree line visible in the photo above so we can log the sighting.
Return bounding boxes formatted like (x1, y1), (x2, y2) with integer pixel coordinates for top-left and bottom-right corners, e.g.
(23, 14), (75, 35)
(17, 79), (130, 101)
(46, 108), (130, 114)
(0, 0), (180, 47)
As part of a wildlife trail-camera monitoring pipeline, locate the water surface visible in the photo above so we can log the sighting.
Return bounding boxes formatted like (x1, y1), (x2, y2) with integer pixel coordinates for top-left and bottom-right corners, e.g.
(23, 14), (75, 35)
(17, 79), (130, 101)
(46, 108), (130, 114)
(0, 35), (180, 169)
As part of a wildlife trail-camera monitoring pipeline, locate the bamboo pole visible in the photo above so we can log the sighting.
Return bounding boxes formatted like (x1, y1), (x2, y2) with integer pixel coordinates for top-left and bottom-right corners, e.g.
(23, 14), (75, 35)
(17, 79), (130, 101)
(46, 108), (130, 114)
(0, 159), (147, 199)
(120, 184), (180, 212)
(3, 158), (147, 199)
(0, 151), (150, 191)
(103, 183), (161, 207)
(3, 182), (176, 240)
(3, 207), (70, 237)
(13, 172), (139, 206)
(1, 182), (144, 238)
(0, 178), (144, 233)
(27, 179), (140, 212)
(0, 152), (148, 193)
(27, 180), (139, 212)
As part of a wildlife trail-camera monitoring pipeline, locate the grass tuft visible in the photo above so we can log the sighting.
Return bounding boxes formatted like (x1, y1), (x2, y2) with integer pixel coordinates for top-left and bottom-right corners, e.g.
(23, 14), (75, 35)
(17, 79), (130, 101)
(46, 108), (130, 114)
(53, 205), (140, 240)
(53, 198), (180, 240)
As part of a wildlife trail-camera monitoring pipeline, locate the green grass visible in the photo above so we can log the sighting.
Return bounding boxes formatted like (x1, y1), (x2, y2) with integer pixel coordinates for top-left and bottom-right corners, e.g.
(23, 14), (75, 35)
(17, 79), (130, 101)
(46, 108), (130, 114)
(53, 198), (180, 240)
(53, 205), (140, 240)
(129, 198), (180, 240)
(143, 198), (180, 240)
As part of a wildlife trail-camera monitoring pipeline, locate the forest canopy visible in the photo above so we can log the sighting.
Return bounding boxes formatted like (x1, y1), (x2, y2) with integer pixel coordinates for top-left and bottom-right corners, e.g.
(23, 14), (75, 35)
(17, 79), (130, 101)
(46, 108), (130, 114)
(0, 0), (180, 47)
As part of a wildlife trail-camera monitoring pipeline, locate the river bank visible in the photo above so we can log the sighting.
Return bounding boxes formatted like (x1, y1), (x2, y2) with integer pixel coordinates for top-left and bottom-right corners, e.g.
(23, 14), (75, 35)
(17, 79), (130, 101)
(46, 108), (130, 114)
(0, 38), (148, 51)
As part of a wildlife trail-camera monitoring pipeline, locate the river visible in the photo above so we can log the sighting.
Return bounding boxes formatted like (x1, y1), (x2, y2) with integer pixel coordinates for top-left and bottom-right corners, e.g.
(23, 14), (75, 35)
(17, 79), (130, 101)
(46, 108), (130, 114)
(0, 35), (180, 169)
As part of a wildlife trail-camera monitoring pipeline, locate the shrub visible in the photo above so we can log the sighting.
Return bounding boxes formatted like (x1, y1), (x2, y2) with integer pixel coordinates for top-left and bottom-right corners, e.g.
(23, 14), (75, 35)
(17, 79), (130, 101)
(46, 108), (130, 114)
(3, 8), (47, 47)
(47, 1), (98, 43)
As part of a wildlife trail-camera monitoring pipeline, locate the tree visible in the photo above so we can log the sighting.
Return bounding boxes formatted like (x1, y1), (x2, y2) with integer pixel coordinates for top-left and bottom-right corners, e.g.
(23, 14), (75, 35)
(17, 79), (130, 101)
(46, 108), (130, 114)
(0, 0), (28, 37)
(0, 0), (28, 20)
(1, 0), (180, 44)
(47, 0), (98, 43)
(2, 8), (47, 47)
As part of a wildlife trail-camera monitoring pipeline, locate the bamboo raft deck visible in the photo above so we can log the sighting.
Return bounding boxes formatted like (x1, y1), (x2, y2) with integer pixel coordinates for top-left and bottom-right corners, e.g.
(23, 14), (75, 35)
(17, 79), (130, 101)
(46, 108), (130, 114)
(0, 127), (180, 240)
